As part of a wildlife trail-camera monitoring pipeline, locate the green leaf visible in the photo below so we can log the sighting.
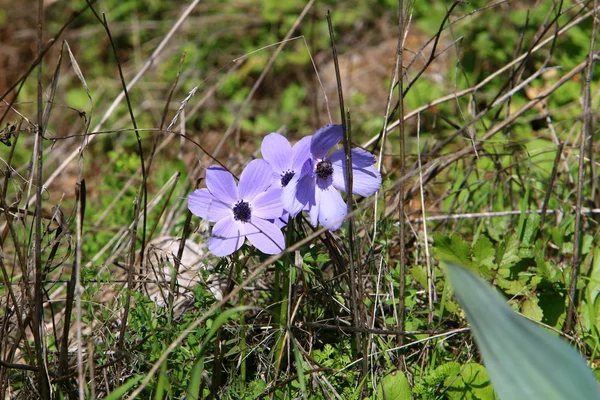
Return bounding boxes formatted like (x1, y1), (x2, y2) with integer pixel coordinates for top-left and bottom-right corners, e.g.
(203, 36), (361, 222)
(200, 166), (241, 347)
(444, 363), (495, 400)
(377, 370), (412, 400)
(409, 266), (429, 290)
(104, 375), (143, 400)
(582, 234), (594, 256)
(521, 212), (540, 248)
(186, 356), (204, 400)
(427, 362), (461, 385)
(472, 235), (496, 270)
(154, 362), (169, 400)
(521, 296), (544, 322)
(199, 306), (255, 356)
(495, 232), (520, 270)
(588, 247), (600, 303)
(291, 338), (308, 399)
(445, 263), (600, 400)
(434, 234), (472, 268)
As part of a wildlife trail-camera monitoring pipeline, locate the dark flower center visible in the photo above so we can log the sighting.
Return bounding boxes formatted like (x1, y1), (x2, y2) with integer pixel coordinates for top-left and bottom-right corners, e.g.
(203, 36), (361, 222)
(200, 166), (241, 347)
(232, 200), (251, 223)
(315, 159), (333, 180)
(280, 170), (295, 187)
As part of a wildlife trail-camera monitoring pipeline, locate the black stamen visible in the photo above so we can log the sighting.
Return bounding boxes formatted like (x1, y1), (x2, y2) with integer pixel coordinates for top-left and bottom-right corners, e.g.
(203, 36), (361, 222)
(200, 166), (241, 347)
(232, 200), (251, 222)
(315, 159), (333, 180)
(280, 170), (295, 187)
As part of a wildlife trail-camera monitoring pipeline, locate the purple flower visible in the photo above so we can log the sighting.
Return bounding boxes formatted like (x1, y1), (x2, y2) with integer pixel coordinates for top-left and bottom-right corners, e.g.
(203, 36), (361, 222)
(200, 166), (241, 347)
(271, 210), (289, 229)
(282, 124), (382, 230)
(188, 159), (285, 256)
(260, 132), (312, 214)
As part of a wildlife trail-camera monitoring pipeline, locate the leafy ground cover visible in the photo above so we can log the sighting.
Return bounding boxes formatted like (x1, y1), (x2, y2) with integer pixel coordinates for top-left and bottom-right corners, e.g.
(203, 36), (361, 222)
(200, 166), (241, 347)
(0, 0), (599, 398)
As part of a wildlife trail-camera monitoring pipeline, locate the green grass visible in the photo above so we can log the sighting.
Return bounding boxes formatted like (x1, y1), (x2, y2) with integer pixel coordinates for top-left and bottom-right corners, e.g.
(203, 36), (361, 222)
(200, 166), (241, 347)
(0, 0), (599, 399)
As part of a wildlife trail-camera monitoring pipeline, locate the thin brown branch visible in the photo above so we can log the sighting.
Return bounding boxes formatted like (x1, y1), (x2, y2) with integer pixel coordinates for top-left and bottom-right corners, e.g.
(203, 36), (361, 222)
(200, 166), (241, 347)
(397, 0), (409, 366)
(326, 10), (363, 377)
(566, 0), (597, 333)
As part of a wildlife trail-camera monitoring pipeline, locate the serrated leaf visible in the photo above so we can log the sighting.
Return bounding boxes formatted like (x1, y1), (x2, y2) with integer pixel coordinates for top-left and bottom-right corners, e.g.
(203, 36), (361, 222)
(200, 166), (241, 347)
(562, 241), (574, 255)
(521, 211), (540, 248)
(472, 235), (496, 270)
(428, 362), (461, 385)
(494, 275), (525, 295)
(496, 233), (520, 269)
(434, 234), (472, 268)
(518, 245), (534, 259)
(445, 263), (600, 400)
(521, 296), (543, 322)
(377, 370), (412, 400)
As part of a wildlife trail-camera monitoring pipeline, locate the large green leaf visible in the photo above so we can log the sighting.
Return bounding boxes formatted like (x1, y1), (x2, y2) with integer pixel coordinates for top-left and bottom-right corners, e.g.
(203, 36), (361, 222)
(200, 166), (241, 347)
(444, 362), (494, 399)
(377, 370), (412, 400)
(445, 263), (600, 400)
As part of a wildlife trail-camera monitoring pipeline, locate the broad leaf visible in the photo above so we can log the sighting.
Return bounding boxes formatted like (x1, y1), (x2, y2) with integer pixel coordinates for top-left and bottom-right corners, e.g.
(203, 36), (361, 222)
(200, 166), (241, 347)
(444, 362), (494, 400)
(377, 370), (412, 400)
(445, 263), (600, 400)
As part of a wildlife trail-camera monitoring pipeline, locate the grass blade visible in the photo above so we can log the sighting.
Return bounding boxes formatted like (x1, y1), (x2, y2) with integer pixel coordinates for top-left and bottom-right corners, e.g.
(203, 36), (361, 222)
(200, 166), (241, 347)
(105, 375), (144, 400)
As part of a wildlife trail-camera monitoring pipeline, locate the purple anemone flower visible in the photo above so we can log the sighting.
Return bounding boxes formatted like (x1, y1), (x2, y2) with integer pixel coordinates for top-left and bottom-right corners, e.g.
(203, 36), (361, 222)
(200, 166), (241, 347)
(283, 124), (382, 230)
(188, 159), (285, 256)
(260, 132), (312, 215)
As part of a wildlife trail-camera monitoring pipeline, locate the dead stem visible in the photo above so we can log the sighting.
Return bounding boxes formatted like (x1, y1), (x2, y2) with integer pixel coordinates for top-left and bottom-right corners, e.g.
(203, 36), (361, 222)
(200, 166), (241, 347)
(566, 0), (597, 333)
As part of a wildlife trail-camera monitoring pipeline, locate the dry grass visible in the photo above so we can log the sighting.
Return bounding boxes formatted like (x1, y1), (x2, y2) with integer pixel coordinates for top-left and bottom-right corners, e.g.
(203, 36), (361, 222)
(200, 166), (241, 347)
(0, 0), (598, 398)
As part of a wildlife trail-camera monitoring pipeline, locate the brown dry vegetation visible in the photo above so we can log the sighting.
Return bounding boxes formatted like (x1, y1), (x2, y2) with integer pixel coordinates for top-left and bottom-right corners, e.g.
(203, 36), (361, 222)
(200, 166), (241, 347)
(0, 0), (599, 398)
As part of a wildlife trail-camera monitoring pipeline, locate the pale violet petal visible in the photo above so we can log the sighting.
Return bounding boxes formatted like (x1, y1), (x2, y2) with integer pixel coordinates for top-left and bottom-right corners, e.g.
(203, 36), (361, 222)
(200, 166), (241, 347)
(317, 184), (346, 231)
(245, 217), (285, 255)
(329, 147), (377, 169)
(188, 188), (232, 222)
(252, 188), (283, 219)
(238, 159), (274, 201)
(261, 132), (292, 173)
(209, 216), (245, 256)
(291, 136), (312, 172)
(282, 175), (302, 216)
(271, 171), (282, 187)
(297, 174), (316, 209)
(271, 210), (289, 229)
(310, 124), (343, 159)
(308, 191), (319, 227)
(283, 173), (314, 217)
(332, 164), (382, 197)
(206, 165), (237, 205)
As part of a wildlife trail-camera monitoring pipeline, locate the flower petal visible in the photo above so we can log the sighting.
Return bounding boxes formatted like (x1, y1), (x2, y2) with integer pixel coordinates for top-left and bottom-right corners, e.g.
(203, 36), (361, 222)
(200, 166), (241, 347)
(209, 216), (245, 256)
(188, 188), (232, 222)
(317, 184), (347, 231)
(252, 188), (283, 219)
(330, 148), (381, 196)
(283, 173), (315, 217)
(291, 136), (312, 172)
(261, 133), (292, 173)
(308, 197), (319, 227)
(310, 124), (343, 159)
(329, 147), (377, 169)
(245, 217), (285, 254)
(238, 159), (274, 201)
(332, 164), (382, 197)
(271, 210), (289, 229)
(206, 165), (238, 206)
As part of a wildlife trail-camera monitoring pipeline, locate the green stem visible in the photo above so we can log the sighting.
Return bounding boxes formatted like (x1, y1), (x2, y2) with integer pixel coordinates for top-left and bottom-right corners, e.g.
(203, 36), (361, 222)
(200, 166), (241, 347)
(237, 258), (247, 389)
